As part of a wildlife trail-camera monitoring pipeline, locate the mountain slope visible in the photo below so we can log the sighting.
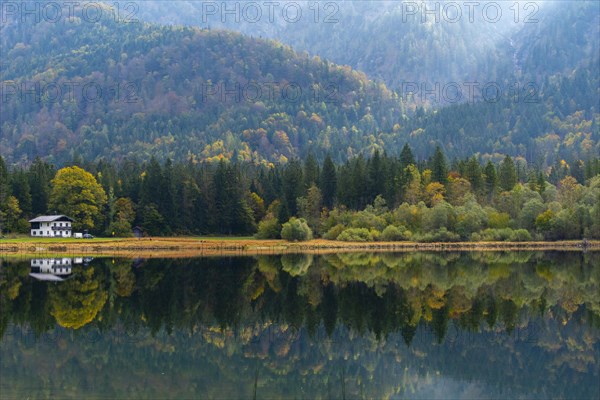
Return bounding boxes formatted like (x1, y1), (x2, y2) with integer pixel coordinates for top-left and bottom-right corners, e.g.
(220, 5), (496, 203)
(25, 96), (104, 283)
(134, 1), (599, 99)
(0, 2), (598, 165)
(0, 6), (402, 164)
(133, 0), (516, 95)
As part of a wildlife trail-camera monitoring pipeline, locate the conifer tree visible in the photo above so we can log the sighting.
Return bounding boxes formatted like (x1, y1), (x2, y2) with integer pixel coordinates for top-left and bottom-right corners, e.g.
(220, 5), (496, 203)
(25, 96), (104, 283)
(483, 161), (498, 200)
(431, 146), (448, 185)
(320, 154), (337, 209)
(499, 156), (518, 192)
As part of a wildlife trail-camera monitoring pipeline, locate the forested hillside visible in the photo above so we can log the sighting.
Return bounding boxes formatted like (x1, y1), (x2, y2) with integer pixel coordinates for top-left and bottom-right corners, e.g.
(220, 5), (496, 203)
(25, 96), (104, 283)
(133, 1), (599, 92)
(0, 4), (401, 164)
(134, 0), (514, 91)
(0, 1), (598, 165)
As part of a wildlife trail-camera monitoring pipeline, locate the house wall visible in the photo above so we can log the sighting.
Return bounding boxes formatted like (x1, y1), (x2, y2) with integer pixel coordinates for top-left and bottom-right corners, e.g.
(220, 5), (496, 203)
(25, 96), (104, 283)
(30, 221), (72, 237)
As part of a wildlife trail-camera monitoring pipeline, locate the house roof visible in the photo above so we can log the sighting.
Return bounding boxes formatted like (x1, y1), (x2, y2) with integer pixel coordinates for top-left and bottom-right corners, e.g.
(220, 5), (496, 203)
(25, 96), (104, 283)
(29, 215), (74, 223)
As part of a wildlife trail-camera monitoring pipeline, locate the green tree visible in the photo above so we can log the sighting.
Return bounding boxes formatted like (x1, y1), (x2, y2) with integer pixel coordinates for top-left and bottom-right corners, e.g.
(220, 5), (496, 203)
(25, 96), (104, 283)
(10, 170), (32, 216)
(303, 153), (320, 188)
(28, 157), (54, 215)
(431, 146), (448, 185)
(320, 154), (337, 209)
(483, 161), (498, 200)
(465, 156), (484, 194)
(282, 160), (304, 216)
(114, 198), (136, 223)
(281, 217), (313, 241)
(48, 166), (108, 231)
(0, 156), (9, 209)
(367, 150), (385, 202)
(2, 196), (24, 233)
(403, 165), (422, 204)
(142, 203), (166, 236)
(399, 143), (416, 169)
(212, 161), (256, 234)
(498, 156), (518, 192)
(297, 185), (323, 232)
(255, 213), (281, 239)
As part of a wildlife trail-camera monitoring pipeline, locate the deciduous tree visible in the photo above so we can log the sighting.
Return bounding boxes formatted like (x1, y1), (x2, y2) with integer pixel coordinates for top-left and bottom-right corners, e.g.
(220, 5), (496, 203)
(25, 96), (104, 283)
(48, 166), (108, 231)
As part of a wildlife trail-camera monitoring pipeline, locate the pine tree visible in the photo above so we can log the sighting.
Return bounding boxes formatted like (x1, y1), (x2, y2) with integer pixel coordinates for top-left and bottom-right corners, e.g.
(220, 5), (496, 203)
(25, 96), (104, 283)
(303, 153), (320, 189)
(0, 156), (9, 207)
(28, 157), (54, 215)
(431, 146), (448, 185)
(212, 161), (256, 235)
(282, 160), (304, 216)
(11, 170), (31, 219)
(498, 155), (518, 191)
(320, 154), (337, 209)
(350, 156), (367, 209)
(399, 143), (416, 169)
(537, 172), (546, 195)
(367, 150), (385, 203)
(483, 161), (497, 200)
(465, 156), (484, 194)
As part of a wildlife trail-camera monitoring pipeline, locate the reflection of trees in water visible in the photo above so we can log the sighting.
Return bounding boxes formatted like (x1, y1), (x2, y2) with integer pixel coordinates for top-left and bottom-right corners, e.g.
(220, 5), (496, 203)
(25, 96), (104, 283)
(0, 252), (598, 338)
(1, 252), (599, 399)
(280, 253), (313, 277)
(49, 267), (107, 329)
(1, 315), (598, 399)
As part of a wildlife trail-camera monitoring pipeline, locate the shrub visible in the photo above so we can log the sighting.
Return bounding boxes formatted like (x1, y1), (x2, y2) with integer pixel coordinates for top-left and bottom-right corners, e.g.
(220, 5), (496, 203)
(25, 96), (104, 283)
(487, 210), (511, 229)
(336, 228), (374, 242)
(323, 224), (345, 240)
(510, 229), (532, 242)
(416, 228), (460, 242)
(349, 210), (387, 231)
(477, 228), (532, 242)
(280, 218), (313, 242)
(370, 229), (381, 241)
(255, 213), (281, 239)
(380, 225), (410, 241)
(478, 228), (513, 241)
(471, 232), (482, 241)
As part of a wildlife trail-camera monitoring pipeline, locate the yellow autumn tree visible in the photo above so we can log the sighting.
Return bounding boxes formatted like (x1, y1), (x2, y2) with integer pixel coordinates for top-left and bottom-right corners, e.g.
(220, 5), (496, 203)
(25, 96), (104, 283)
(49, 166), (107, 231)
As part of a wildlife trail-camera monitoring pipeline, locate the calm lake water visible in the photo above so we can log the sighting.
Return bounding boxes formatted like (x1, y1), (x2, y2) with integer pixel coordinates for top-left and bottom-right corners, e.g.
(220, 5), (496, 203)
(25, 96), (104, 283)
(1, 252), (599, 399)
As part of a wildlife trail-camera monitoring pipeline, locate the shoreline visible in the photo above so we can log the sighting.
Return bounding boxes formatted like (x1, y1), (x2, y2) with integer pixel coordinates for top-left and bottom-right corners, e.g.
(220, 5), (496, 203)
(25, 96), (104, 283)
(0, 238), (598, 258)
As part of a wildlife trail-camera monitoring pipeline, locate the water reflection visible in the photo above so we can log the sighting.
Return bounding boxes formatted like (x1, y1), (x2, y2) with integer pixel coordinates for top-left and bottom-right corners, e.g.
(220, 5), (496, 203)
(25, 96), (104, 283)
(28, 257), (93, 282)
(0, 252), (599, 399)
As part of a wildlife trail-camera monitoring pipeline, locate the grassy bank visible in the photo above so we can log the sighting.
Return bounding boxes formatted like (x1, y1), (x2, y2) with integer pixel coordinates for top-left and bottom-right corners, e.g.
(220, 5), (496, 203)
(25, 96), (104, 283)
(0, 237), (598, 258)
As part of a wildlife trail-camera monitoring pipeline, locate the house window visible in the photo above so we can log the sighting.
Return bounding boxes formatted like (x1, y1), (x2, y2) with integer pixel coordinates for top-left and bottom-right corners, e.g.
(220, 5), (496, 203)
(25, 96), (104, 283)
(32, 231), (36, 235)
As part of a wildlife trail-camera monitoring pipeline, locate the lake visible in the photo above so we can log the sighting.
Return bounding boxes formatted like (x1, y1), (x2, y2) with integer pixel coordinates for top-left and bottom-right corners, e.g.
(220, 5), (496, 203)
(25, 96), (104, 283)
(1, 252), (599, 399)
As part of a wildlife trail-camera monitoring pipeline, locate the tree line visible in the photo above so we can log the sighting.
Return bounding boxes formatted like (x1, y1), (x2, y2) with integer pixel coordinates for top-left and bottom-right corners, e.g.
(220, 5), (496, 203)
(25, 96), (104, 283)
(0, 146), (599, 240)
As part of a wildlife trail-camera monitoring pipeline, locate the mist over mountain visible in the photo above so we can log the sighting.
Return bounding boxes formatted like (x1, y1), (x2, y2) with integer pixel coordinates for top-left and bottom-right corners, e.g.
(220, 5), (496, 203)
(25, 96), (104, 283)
(131, 1), (598, 94)
(0, 1), (598, 165)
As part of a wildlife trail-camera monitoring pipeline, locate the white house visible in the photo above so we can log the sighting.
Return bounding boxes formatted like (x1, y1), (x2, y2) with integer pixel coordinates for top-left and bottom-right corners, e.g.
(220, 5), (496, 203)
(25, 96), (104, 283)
(29, 215), (74, 237)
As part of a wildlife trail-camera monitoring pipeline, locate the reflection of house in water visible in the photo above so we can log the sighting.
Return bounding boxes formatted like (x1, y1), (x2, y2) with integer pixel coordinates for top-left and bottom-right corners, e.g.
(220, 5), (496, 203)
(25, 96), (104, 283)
(29, 257), (92, 281)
